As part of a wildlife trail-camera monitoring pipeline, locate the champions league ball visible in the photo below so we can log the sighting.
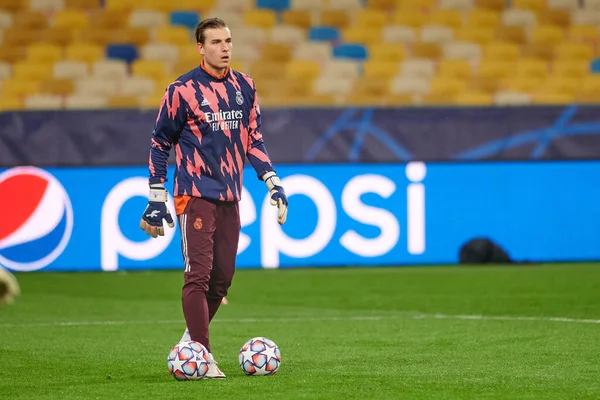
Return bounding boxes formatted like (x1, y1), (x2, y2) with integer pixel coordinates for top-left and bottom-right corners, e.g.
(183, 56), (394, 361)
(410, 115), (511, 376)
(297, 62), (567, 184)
(167, 340), (210, 381)
(239, 337), (281, 376)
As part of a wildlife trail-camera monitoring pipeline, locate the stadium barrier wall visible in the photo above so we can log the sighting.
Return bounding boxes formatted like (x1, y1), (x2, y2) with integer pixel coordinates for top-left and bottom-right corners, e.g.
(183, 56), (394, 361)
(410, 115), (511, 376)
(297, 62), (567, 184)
(2, 105), (600, 166)
(1, 161), (598, 272)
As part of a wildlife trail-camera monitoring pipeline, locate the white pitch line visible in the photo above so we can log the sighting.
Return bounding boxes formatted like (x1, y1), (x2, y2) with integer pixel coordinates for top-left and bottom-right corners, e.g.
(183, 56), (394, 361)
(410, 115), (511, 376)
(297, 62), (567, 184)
(1, 313), (599, 329)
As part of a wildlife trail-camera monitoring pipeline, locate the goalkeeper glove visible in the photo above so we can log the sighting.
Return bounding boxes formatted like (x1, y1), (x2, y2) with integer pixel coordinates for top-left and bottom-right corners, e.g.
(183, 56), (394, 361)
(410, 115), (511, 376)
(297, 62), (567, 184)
(0, 265), (20, 306)
(263, 171), (288, 225)
(139, 183), (175, 238)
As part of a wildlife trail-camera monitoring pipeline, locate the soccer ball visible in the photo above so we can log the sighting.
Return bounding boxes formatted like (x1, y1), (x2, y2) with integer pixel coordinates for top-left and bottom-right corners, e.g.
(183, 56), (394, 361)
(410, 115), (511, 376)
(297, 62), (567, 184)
(167, 340), (210, 381)
(238, 337), (281, 376)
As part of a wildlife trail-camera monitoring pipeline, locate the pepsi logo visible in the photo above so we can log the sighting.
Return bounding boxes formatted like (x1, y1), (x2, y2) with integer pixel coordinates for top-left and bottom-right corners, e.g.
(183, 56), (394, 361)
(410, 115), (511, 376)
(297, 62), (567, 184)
(0, 167), (74, 271)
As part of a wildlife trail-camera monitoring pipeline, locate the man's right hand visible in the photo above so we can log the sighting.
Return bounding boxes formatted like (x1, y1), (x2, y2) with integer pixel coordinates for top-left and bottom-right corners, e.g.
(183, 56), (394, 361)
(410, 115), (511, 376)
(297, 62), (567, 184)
(140, 184), (175, 238)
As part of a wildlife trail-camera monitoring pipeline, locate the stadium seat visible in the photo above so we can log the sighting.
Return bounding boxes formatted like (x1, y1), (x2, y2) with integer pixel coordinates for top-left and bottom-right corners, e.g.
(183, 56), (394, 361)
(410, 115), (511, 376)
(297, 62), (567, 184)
(411, 43), (442, 59)
(483, 41), (520, 62)
(0, 0), (26, 12)
(132, 60), (168, 81)
(478, 60), (513, 79)
(1, 79), (41, 97)
(107, 95), (141, 109)
(156, 26), (192, 45)
(365, 0), (396, 9)
(530, 25), (565, 45)
(261, 44), (293, 62)
(420, 25), (454, 44)
(282, 10), (312, 28)
(230, 27), (268, 46)
(590, 58), (600, 73)
(75, 78), (119, 97)
(66, 43), (105, 64)
(243, 9), (277, 28)
(465, 9), (500, 28)
(90, 11), (128, 30)
(319, 10), (351, 28)
(286, 60), (321, 79)
(501, 9), (537, 27)
(532, 90), (574, 104)
(391, 11), (427, 27)
(354, 9), (388, 28)
(0, 96), (24, 111)
(568, 25), (599, 41)
(391, 76), (430, 94)
(396, 0), (436, 11)
(92, 59), (129, 80)
(363, 60), (400, 79)
(333, 43), (368, 60)
(105, 0), (137, 11)
(349, 77), (391, 99)
(30, 0), (65, 12)
(0, 46), (25, 63)
(429, 76), (467, 97)
(513, 0), (546, 10)
(313, 76), (354, 95)
(454, 27), (495, 45)
(13, 11), (48, 29)
(141, 43), (179, 62)
(538, 9), (570, 27)
(382, 26), (416, 43)
(170, 11), (200, 30)
(53, 9), (88, 29)
(320, 59), (361, 78)
(493, 91), (531, 105)
(443, 42), (481, 61)
(256, 0), (291, 11)
(290, 0), (322, 9)
(293, 42), (332, 62)
(369, 43), (405, 61)
(428, 10), (463, 29)
(42, 27), (77, 46)
(454, 91), (493, 105)
(269, 25), (306, 45)
(81, 29), (114, 46)
(503, 76), (545, 92)
(327, 0), (363, 10)
(571, 10), (600, 25)
(65, 0), (99, 9)
(25, 94), (63, 110)
(129, 10), (167, 29)
(342, 27), (382, 45)
(439, 0), (474, 11)
(53, 60), (88, 80)
(515, 58), (549, 78)
(0, 11), (11, 29)
(468, 76), (500, 93)
(438, 59), (472, 79)
(547, 0), (578, 9)
(399, 59), (436, 78)
(3, 29), (42, 47)
(27, 43), (63, 63)
(106, 44), (139, 64)
(552, 60), (589, 79)
(496, 26), (527, 44)
(554, 42), (594, 61)
(64, 94), (108, 109)
(112, 28), (151, 46)
(12, 61), (54, 81)
(521, 43), (555, 60)
(309, 26), (340, 41)
(0, 61), (10, 79)
(120, 77), (156, 96)
(41, 78), (75, 96)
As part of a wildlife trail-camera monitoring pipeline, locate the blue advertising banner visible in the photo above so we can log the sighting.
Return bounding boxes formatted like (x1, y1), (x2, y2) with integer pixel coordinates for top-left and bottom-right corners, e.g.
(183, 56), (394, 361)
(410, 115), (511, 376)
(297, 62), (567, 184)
(2, 105), (600, 166)
(0, 161), (598, 272)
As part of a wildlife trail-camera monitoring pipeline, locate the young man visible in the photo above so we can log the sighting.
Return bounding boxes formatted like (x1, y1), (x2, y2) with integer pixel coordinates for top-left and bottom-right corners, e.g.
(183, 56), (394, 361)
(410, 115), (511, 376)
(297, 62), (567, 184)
(139, 18), (288, 378)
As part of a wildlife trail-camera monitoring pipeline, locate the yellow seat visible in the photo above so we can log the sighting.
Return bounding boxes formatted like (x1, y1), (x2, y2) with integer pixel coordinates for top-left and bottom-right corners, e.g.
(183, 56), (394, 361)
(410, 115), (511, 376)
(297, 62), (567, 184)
(438, 60), (472, 80)
(468, 77), (501, 94)
(495, 26), (527, 44)
(0, 0), (26, 12)
(132, 60), (168, 81)
(366, 0), (397, 9)
(1, 79), (41, 97)
(428, 10), (463, 29)
(554, 42), (594, 61)
(568, 25), (599, 41)
(108, 96), (141, 109)
(384, 93), (414, 105)
(395, 0), (436, 11)
(552, 60), (589, 79)
(477, 0), (505, 10)
(0, 96), (24, 111)
(454, 27), (495, 45)
(12, 62), (54, 81)
(542, 76), (581, 95)
(65, 0), (102, 8)
(261, 44), (293, 63)
(503, 76), (545, 92)
(13, 11), (48, 29)
(420, 92), (457, 105)
(156, 26), (191, 45)
(530, 25), (565, 45)
(532, 91), (574, 104)
(3, 29), (42, 47)
(42, 27), (78, 46)
(0, 46), (26, 63)
(89, 10), (128, 29)
(250, 61), (286, 82)
(369, 43), (405, 61)
(455, 91), (493, 105)
(477, 60), (513, 79)
(483, 41), (520, 61)
(171, 0), (216, 11)
(65, 43), (104, 64)
(319, 10), (351, 28)
(341, 27), (381, 45)
(521, 43), (555, 60)
(349, 77), (391, 97)
(54, 9), (88, 29)
(41, 79), (75, 96)
(363, 60), (400, 79)
(515, 58), (549, 78)
(243, 9), (277, 28)
(282, 10), (312, 29)
(429, 76), (467, 97)
(538, 10), (571, 28)
(410, 43), (442, 59)
(27, 44), (63, 63)
(576, 76), (600, 103)
(465, 9), (500, 28)
(391, 11), (427, 28)
(354, 10), (388, 28)
(111, 28), (151, 46)
(512, 0), (547, 11)
(285, 60), (321, 80)
(104, 0), (137, 11)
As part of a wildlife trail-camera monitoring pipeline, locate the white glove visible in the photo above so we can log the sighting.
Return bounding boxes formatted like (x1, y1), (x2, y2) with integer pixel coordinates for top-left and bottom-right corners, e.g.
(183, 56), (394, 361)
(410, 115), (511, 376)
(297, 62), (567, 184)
(263, 171), (288, 225)
(0, 265), (20, 306)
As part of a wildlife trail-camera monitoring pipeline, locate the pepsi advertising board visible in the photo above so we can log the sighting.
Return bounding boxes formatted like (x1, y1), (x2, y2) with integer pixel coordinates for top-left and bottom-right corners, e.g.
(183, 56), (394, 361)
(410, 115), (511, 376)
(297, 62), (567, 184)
(1, 161), (599, 272)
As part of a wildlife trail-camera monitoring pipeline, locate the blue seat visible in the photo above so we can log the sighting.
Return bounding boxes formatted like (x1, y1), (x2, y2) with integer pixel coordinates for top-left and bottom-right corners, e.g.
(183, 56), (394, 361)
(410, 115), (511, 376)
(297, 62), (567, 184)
(309, 26), (339, 41)
(590, 58), (600, 73)
(256, 0), (290, 10)
(170, 11), (200, 30)
(106, 44), (138, 64)
(333, 44), (368, 61)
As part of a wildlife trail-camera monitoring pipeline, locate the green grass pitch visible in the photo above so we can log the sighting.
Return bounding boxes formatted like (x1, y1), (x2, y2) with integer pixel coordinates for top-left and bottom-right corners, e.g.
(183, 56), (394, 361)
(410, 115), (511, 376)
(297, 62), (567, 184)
(1, 264), (599, 399)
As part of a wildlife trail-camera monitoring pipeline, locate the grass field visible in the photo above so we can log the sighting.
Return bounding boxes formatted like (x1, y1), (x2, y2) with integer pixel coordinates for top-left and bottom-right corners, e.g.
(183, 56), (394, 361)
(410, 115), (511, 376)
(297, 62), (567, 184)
(1, 264), (600, 399)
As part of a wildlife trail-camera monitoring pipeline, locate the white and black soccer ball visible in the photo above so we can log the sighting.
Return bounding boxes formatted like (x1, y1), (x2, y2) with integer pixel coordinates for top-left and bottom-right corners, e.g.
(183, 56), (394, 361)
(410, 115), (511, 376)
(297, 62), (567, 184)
(167, 340), (210, 381)
(239, 337), (281, 376)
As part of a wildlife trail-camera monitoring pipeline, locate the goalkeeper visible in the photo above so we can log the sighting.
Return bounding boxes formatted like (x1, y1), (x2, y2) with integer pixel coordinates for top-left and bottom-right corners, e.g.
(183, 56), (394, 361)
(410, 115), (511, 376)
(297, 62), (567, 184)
(139, 18), (288, 379)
